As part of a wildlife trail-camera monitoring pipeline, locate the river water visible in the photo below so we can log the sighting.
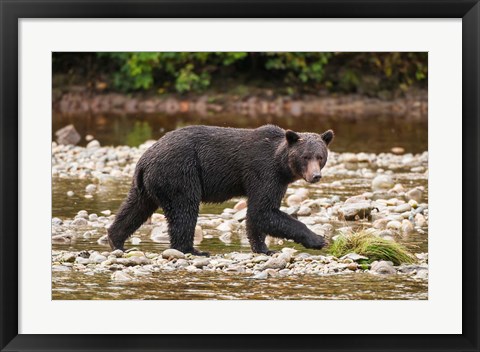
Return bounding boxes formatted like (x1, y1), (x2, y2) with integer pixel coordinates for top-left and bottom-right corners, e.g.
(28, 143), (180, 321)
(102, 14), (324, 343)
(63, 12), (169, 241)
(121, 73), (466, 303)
(52, 113), (428, 300)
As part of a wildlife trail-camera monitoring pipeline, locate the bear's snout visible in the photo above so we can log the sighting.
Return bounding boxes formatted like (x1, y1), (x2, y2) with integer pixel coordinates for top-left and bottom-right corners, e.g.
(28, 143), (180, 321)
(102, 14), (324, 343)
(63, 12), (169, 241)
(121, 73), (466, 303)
(304, 160), (322, 183)
(311, 173), (322, 183)
(305, 172), (322, 183)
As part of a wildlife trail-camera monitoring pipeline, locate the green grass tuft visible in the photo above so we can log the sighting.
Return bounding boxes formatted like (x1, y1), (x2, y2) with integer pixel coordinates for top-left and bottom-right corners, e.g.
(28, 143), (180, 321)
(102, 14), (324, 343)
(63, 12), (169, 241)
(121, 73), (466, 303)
(328, 231), (416, 265)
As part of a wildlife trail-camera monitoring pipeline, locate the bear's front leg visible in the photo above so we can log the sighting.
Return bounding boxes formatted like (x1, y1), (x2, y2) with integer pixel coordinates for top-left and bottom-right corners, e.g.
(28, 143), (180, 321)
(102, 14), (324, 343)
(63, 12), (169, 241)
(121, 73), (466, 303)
(252, 208), (326, 250)
(246, 220), (277, 255)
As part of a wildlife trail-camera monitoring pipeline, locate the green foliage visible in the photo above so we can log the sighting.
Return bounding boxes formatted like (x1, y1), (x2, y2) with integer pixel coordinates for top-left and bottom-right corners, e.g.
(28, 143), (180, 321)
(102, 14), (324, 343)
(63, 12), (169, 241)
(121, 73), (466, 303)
(263, 52), (332, 84)
(325, 52), (428, 95)
(55, 52), (428, 96)
(98, 52), (248, 93)
(328, 231), (416, 265)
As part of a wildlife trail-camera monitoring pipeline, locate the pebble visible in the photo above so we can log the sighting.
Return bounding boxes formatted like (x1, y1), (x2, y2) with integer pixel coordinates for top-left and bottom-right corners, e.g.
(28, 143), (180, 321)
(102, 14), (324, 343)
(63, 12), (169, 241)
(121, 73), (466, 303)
(415, 213), (427, 227)
(386, 220), (401, 230)
(297, 206), (311, 216)
(111, 249), (124, 258)
(234, 200), (247, 211)
(85, 184), (97, 193)
(372, 175), (394, 191)
(52, 217), (63, 226)
(406, 188), (423, 202)
(391, 147), (405, 155)
(162, 248), (185, 260)
(86, 140), (101, 149)
(408, 199), (418, 209)
(394, 203), (411, 213)
(75, 257), (91, 265)
(76, 210), (89, 218)
(67, 191), (74, 197)
(251, 271), (268, 279)
(131, 237), (142, 245)
(392, 183), (405, 193)
(124, 251), (145, 258)
(263, 257), (287, 270)
(233, 208), (247, 221)
(372, 218), (388, 230)
(370, 261), (396, 275)
(111, 271), (132, 281)
(216, 221), (235, 232)
(401, 220), (414, 234)
(71, 218), (88, 226)
(340, 253), (368, 262)
(97, 234), (109, 245)
(192, 258), (210, 268)
(91, 254), (107, 263)
(286, 194), (302, 207)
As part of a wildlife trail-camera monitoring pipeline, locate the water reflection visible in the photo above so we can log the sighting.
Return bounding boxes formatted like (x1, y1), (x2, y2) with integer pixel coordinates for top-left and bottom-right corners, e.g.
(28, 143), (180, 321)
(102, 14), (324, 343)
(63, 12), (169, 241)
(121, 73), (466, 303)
(126, 121), (152, 147)
(53, 112), (428, 153)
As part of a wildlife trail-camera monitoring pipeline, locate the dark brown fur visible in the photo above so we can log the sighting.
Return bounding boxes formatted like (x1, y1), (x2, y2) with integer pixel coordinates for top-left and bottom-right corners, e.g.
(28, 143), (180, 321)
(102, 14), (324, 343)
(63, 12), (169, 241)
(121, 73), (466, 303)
(108, 125), (334, 255)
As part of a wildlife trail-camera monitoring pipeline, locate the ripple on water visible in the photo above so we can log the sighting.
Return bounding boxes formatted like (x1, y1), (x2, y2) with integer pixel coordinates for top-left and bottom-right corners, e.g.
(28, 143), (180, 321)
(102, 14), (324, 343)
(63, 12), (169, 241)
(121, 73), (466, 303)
(52, 270), (427, 300)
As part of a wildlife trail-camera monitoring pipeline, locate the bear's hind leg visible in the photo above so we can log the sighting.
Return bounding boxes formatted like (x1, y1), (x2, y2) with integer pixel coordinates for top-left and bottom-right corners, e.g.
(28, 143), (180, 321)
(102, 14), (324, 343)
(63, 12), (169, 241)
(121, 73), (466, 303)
(163, 199), (208, 256)
(107, 188), (158, 251)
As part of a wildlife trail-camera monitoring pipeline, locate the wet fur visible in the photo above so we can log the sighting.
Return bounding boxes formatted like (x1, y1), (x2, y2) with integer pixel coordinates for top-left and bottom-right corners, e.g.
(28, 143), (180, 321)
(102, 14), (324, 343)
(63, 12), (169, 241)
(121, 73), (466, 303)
(108, 125), (333, 255)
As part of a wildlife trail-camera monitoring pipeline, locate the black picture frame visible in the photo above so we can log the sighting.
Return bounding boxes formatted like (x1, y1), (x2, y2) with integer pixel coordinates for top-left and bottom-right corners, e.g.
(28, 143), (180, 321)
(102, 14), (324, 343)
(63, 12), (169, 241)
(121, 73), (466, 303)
(1, 1), (479, 351)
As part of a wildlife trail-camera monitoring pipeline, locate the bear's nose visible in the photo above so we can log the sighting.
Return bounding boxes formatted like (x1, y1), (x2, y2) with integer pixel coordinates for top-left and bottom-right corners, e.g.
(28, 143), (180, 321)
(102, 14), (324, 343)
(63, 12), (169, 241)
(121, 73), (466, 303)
(312, 173), (322, 182)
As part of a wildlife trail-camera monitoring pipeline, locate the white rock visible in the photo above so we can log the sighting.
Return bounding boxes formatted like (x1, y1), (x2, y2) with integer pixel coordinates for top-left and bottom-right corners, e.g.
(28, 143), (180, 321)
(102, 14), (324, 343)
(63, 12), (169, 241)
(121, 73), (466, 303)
(162, 248), (185, 260)
(386, 220), (401, 230)
(406, 188), (423, 202)
(401, 220), (414, 234)
(297, 206), (311, 216)
(370, 260), (396, 275)
(85, 184), (97, 193)
(233, 208), (247, 221)
(234, 200), (247, 211)
(286, 194), (302, 207)
(394, 203), (411, 213)
(131, 237), (141, 245)
(111, 271), (132, 282)
(71, 218), (88, 226)
(372, 175), (394, 191)
(415, 213), (427, 227)
(216, 221), (234, 232)
(86, 140), (101, 149)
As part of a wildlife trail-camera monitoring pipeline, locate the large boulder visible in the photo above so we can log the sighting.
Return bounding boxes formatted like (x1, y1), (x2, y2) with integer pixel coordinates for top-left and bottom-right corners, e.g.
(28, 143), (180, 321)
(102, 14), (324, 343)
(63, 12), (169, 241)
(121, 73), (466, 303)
(55, 124), (81, 145)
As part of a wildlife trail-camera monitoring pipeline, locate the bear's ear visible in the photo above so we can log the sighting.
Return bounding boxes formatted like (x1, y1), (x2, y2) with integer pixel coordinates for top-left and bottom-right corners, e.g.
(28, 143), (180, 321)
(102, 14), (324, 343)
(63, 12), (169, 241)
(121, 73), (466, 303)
(321, 130), (334, 146)
(286, 130), (300, 144)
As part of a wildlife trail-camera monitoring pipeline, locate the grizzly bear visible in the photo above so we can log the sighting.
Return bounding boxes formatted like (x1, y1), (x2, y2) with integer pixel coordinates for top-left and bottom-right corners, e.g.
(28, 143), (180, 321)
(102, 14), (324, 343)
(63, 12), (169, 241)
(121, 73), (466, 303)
(108, 125), (334, 255)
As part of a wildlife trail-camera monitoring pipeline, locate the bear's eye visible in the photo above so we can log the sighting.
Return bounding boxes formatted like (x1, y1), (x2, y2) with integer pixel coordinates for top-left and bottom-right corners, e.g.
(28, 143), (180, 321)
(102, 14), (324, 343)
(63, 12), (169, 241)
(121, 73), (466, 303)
(316, 155), (322, 161)
(303, 155), (310, 160)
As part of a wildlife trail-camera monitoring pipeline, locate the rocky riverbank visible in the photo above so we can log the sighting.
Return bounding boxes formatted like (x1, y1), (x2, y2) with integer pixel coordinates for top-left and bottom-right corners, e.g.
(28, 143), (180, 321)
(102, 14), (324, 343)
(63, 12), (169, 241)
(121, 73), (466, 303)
(53, 88), (428, 119)
(52, 139), (429, 182)
(52, 139), (429, 282)
(52, 247), (428, 282)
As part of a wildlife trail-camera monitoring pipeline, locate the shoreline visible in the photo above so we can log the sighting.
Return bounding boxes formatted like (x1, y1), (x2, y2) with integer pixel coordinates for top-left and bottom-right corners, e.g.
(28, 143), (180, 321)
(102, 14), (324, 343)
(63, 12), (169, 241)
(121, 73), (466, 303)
(53, 87), (428, 119)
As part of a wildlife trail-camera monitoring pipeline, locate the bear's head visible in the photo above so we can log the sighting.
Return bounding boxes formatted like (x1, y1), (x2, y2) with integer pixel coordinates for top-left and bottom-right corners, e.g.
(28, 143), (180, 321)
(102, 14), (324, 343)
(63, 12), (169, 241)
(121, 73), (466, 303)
(285, 129), (334, 183)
